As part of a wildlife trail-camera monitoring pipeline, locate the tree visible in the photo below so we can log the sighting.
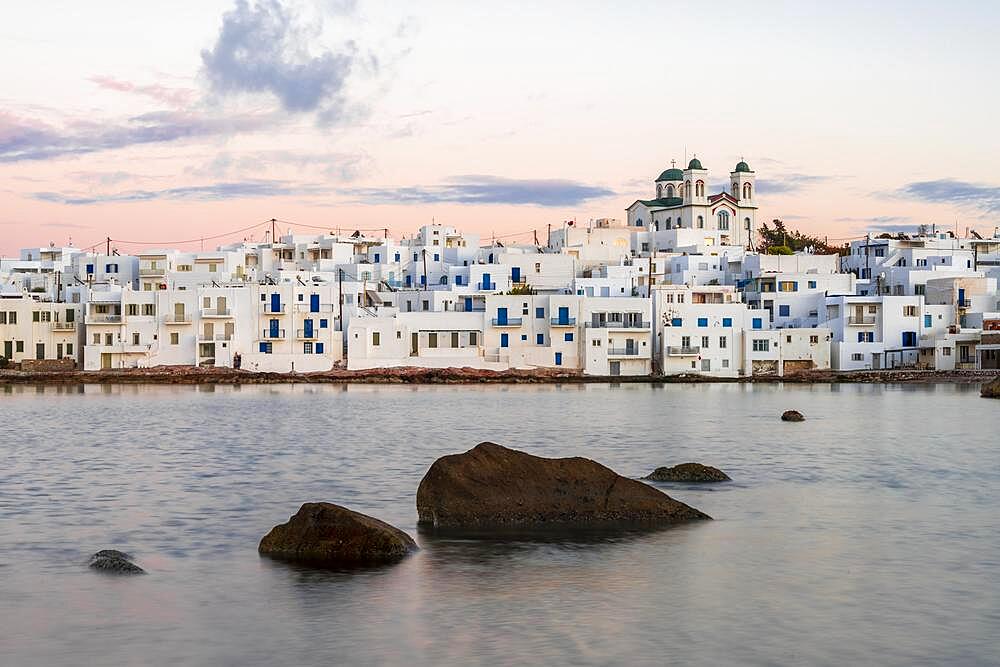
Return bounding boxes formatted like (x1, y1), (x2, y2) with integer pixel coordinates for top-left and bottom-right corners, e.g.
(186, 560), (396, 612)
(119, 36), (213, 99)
(758, 219), (837, 254)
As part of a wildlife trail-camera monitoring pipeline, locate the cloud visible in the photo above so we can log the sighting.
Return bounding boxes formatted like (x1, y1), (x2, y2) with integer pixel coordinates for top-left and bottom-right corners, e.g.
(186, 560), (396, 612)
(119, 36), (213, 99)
(89, 75), (196, 108)
(201, 0), (358, 117)
(754, 174), (829, 195)
(343, 176), (615, 207)
(896, 179), (1000, 213)
(187, 149), (372, 181)
(0, 110), (269, 163)
(31, 179), (329, 205)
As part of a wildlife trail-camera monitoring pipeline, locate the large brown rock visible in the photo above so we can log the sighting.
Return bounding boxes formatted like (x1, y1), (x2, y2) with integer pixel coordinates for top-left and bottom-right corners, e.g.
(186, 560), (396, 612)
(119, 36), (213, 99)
(416, 442), (711, 529)
(781, 410), (805, 422)
(982, 377), (1000, 399)
(645, 463), (730, 483)
(259, 502), (418, 564)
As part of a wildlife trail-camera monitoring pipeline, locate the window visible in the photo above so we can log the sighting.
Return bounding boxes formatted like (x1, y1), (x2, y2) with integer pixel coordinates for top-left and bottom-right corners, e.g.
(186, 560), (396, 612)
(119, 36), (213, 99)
(303, 342), (313, 354)
(722, 317), (732, 327)
(697, 318), (708, 327)
(372, 332), (380, 346)
(521, 335), (527, 341)
(537, 333), (544, 345)
(924, 314), (932, 328)
(535, 262), (541, 273)
(320, 319), (328, 329)
(717, 210), (729, 230)
(810, 335), (819, 344)
(259, 342), (272, 354)
(779, 281), (797, 292)
(428, 333), (437, 348)
(132, 333), (140, 345)
(722, 359), (729, 368)
(752, 339), (769, 352)
(697, 215), (704, 228)
(903, 306), (917, 317)
(942, 348), (951, 356)
(719, 336), (727, 348)
(868, 305), (877, 313)
(93, 333), (101, 344)
(16, 341), (24, 352)
(852, 353), (864, 361)
(671, 318), (682, 327)
(592, 339), (602, 347)
(170, 333), (179, 345)
(535, 307), (544, 319)
(778, 305), (790, 317)
(433, 254), (439, 261)
(500, 333), (509, 348)
(66, 343), (73, 355)
(786, 335), (792, 343)
(142, 304), (155, 316)
(564, 332), (573, 342)
(470, 332), (478, 346)
(701, 336), (709, 348)
(752, 318), (762, 330)
(808, 281), (817, 289)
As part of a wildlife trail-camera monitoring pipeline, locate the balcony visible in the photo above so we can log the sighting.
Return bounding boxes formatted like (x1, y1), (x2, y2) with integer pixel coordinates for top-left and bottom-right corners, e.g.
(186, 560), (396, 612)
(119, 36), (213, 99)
(86, 314), (122, 324)
(848, 315), (876, 325)
(490, 317), (523, 327)
(586, 320), (649, 330)
(550, 317), (577, 327)
(667, 346), (701, 356)
(139, 267), (165, 277)
(477, 282), (496, 291)
(608, 347), (641, 356)
(52, 320), (77, 331)
(296, 329), (319, 340)
(166, 315), (191, 324)
(201, 308), (232, 318)
(959, 299), (972, 308)
(198, 334), (232, 343)
(261, 303), (287, 314)
(262, 328), (286, 339)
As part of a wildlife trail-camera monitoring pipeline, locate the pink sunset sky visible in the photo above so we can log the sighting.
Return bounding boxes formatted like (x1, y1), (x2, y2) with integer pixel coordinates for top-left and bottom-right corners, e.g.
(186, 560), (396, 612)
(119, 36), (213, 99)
(2, 0), (998, 256)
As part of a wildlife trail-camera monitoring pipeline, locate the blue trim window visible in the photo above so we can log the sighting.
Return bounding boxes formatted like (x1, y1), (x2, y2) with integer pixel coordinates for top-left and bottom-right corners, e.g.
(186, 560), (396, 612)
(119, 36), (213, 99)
(394, 253), (400, 262)
(722, 317), (732, 327)
(564, 332), (574, 342)
(320, 319), (328, 329)
(752, 318), (762, 330)
(500, 333), (509, 348)
(808, 281), (817, 289)
(536, 333), (544, 344)
(535, 307), (545, 319)
(433, 253), (439, 261)
(316, 342), (324, 354)
(924, 314), (932, 328)
(697, 318), (708, 327)
(554, 352), (562, 366)
(521, 334), (527, 341)
(778, 305), (790, 317)
(259, 342), (272, 354)
(374, 253), (380, 263)
(671, 318), (682, 327)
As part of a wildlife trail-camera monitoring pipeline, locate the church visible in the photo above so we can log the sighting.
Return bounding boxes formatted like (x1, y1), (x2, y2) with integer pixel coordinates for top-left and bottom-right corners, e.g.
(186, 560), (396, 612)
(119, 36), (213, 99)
(626, 157), (758, 249)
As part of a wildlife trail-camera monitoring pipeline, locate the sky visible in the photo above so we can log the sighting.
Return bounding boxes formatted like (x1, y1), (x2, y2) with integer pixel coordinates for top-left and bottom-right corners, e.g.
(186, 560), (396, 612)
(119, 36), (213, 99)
(2, 0), (999, 255)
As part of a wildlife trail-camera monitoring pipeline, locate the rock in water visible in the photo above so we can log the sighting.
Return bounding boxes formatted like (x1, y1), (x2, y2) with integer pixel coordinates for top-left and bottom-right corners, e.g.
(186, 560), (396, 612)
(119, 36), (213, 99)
(982, 377), (1000, 399)
(259, 502), (418, 565)
(416, 442), (711, 529)
(781, 410), (805, 422)
(88, 550), (145, 574)
(645, 463), (730, 483)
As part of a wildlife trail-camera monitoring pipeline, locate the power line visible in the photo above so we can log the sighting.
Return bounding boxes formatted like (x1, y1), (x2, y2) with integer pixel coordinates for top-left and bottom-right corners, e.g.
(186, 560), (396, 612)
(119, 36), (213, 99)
(109, 220), (271, 247)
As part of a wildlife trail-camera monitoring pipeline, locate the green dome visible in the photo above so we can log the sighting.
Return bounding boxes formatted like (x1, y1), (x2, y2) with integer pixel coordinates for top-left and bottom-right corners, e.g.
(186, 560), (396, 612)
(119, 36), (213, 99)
(735, 161), (751, 172)
(687, 158), (703, 170)
(656, 168), (684, 181)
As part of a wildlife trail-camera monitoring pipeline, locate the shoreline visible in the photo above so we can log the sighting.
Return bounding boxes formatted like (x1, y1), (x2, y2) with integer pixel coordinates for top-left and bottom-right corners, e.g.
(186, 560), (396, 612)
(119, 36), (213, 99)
(1, 366), (997, 386)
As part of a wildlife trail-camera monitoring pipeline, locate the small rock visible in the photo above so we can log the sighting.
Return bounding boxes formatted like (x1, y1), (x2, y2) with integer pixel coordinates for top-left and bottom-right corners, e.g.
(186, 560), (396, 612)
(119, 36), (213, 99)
(982, 377), (1000, 399)
(416, 442), (710, 529)
(781, 410), (805, 422)
(645, 463), (730, 483)
(259, 502), (418, 565)
(88, 550), (145, 575)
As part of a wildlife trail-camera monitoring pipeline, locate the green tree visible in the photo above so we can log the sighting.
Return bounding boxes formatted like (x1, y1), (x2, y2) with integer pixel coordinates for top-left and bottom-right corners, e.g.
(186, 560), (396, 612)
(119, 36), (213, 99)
(758, 219), (838, 254)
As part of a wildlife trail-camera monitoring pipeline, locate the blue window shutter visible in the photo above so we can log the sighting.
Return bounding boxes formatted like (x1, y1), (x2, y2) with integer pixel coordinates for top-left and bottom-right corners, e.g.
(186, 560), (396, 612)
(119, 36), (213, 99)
(86, 264), (94, 274)
(671, 318), (682, 327)
(434, 254), (439, 261)
(500, 333), (509, 348)
(535, 307), (544, 319)
(808, 281), (817, 289)
(536, 333), (544, 344)
(722, 317), (732, 327)
(554, 352), (562, 366)
(779, 305), (790, 317)
(752, 318), (762, 329)
(697, 318), (708, 327)
(564, 332), (573, 342)
(316, 342), (324, 354)
(320, 319), (328, 328)
(924, 315), (932, 328)
(259, 342), (267, 353)
(858, 332), (864, 343)
(374, 253), (380, 263)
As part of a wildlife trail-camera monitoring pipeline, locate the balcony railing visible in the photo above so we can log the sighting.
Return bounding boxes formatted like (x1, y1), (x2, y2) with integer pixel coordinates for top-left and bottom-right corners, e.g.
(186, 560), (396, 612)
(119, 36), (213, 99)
(87, 314), (122, 323)
(490, 317), (523, 327)
(550, 317), (577, 326)
(296, 329), (319, 339)
(477, 282), (496, 290)
(586, 320), (647, 329)
(52, 320), (77, 331)
(261, 304), (287, 314)
(262, 329), (286, 339)
(198, 334), (233, 343)
(667, 346), (700, 356)
(166, 315), (191, 324)
(201, 308), (232, 317)
(848, 315), (876, 325)
(139, 267), (165, 276)
(608, 347), (640, 356)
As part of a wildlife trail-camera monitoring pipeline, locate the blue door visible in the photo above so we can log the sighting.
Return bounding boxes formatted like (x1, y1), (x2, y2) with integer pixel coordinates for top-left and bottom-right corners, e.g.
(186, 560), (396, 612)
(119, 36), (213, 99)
(405, 275), (412, 287)
(316, 342), (324, 354)
(270, 293), (281, 313)
(310, 294), (319, 312)
(482, 272), (491, 290)
(500, 333), (509, 348)
(555, 352), (562, 366)
(304, 319), (314, 338)
(558, 306), (569, 325)
(497, 307), (508, 325)
(464, 297), (473, 312)
(958, 288), (966, 306)
(511, 267), (521, 283)
(269, 318), (279, 338)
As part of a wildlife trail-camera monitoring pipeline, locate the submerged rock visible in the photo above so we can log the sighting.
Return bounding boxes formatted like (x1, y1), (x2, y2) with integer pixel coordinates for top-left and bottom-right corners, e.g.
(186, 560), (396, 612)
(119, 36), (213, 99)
(982, 377), (1000, 399)
(259, 502), (418, 565)
(88, 550), (145, 574)
(416, 442), (711, 529)
(645, 463), (730, 483)
(781, 410), (805, 422)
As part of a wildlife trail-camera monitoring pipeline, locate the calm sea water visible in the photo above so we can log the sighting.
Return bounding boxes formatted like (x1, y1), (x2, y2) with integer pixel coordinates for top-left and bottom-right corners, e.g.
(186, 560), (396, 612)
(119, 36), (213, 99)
(1, 382), (998, 666)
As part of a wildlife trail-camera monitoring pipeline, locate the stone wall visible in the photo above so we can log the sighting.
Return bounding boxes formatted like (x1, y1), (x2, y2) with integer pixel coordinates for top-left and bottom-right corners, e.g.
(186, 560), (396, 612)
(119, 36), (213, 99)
(20, 358), (77, 372)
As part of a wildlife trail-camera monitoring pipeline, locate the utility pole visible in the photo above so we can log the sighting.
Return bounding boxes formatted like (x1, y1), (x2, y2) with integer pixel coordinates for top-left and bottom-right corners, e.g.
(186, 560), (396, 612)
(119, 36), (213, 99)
(106, 237), (111, 256)
(422, 248), (428, 289)
(547, 223), (552, 248)
(533, 229), (540, 246)
(271, 218), (277, 244)
(338, 268), (344, 334)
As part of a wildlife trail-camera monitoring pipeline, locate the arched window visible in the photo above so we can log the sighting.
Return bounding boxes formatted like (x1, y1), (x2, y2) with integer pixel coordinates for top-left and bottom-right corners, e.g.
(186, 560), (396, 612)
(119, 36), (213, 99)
(666, 184), (675, 198)
(718, 210), (730, 230)
(656, 184), (663, 198)
(732, 182), (738, 197)
(697, 215), (704, 229)
(743, 183), (752, 199)
(684, 180), (691, 197)
(665, 217), (671, 227)
(696, 180), (705, 197)
(744, 217), (751, 230)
